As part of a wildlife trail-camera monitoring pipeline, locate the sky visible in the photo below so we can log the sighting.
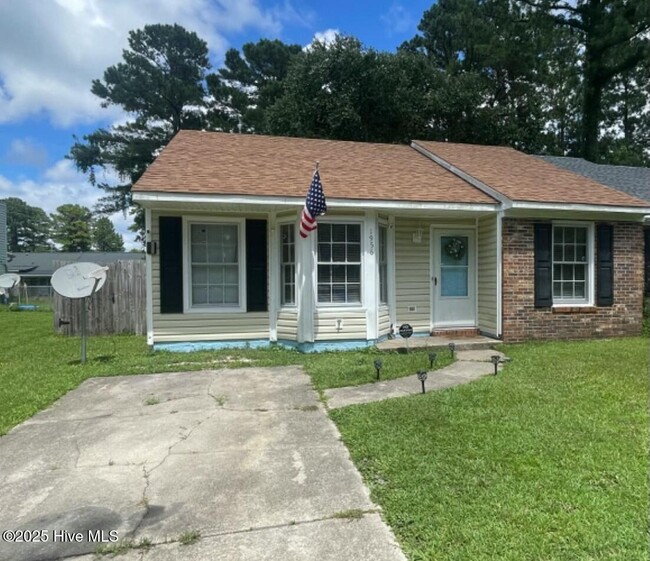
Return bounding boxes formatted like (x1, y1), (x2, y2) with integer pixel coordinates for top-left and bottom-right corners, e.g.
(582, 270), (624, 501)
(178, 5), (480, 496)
(0, 0), (434, 250)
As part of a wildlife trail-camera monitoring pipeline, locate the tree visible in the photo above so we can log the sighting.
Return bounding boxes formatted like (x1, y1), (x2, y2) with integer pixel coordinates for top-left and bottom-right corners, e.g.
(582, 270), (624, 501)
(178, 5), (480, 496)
(2, 197), (52, 252)
(207, 39), (302, 133)
(92, 217), (124, 251)
(403, 0), (550, 151)
(267, 36), (437, 143)
(51, 205), (93, 252)
(69, 24), (212, 239)
(518, 0), (650, 161)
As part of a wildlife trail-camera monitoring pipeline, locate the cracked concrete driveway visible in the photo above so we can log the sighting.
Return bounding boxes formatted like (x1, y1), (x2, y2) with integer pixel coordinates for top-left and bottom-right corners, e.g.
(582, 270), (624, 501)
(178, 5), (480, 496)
(0, 367), (406, 561)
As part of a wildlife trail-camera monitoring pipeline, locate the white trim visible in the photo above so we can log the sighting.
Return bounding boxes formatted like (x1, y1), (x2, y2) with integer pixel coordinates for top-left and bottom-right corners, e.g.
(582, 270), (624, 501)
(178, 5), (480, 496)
(133, 191), (498, 213)
(268, 212), (278, 342)
(145, 208), (154, 346)
(551, 221), (595, 307)
(496, 211), (503, 338)
(410, 141), (512, 207)
(510, 201), (650, 215)
(182, 216), (247, 314)
(364, 211), (378, 340)
(134, 192), (650, 216)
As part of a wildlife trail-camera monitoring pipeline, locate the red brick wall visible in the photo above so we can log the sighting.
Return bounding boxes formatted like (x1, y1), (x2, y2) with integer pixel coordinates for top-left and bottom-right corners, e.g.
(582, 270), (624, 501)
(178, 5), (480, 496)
(502, 218), (644, 342)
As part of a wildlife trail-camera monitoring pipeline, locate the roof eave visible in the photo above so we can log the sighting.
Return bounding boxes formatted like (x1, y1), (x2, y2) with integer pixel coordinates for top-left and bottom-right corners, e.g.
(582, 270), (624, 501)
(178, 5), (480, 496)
(133, 191), (498, 212)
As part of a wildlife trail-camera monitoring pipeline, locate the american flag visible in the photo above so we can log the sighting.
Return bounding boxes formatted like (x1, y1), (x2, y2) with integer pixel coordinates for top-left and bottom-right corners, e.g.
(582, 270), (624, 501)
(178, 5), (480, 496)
(299, 169), (327, 238)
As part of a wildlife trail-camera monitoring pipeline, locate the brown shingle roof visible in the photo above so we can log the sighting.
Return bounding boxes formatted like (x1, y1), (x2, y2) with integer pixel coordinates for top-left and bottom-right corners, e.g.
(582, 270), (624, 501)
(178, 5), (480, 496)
(414, 140), (649, 208)
(133, 130), (496, 204)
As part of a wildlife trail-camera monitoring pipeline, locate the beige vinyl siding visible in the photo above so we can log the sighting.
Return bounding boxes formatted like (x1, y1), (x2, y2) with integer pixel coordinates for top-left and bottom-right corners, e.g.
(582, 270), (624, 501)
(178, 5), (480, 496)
(151, 210), (270, 343)
(314, 309), (367, 340)
(395, 218), (431, 332)
(277, 309), (298, 340)
(477, 215), (498, 336)
(378, 304), (391, 337)
(395, 217), (477, 333)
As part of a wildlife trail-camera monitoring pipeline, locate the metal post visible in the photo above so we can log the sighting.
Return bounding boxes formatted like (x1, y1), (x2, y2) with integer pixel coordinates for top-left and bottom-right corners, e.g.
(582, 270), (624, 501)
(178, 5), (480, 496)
(81, 298), (87, 364)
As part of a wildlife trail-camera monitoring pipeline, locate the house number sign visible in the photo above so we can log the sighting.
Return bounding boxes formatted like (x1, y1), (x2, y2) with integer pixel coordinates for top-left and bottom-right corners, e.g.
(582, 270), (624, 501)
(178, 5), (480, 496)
(368, 228), (375, 255)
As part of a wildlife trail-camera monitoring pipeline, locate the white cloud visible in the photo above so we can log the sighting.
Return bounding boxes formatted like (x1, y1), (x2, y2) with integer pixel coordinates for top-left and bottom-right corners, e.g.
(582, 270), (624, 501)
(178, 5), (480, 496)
(0, 0), (288, 127)
(381, 3), (415, 36)
(0, 159), (139, 250)
(4, 139), (49, 167)
(305, 28), (340, 51)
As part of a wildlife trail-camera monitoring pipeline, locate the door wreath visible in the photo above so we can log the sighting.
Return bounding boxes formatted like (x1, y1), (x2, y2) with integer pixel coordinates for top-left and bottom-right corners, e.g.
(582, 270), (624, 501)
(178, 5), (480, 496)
(445, 237), (466, 260)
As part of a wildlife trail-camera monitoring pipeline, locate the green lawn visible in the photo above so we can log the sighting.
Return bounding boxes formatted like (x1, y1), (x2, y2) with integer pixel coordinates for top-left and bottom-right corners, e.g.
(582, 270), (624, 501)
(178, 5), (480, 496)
(331, 338), (649, 561)
(0, 309), (451, 435)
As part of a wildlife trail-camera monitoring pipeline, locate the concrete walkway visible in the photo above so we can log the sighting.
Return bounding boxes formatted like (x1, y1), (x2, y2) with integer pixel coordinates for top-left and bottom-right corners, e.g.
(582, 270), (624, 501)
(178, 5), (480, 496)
(0, 367), (406, 561)
(376, 334), (498, 352)
(325, 349), (507, 410)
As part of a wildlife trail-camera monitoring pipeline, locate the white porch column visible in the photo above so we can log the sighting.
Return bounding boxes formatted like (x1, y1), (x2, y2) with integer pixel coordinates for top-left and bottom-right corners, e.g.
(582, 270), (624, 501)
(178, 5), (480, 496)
(296, 232), (315, 343)
(364, 210), (379, 341)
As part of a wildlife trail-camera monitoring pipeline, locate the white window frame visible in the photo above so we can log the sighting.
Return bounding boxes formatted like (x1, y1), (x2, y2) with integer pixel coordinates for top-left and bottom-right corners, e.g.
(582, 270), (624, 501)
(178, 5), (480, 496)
(315, 218), (364, 308)
(183, 216), (246, 313)
(278, 220), (297, 308)
(552, 221), (595, 307)
(378, 221), (388, 305)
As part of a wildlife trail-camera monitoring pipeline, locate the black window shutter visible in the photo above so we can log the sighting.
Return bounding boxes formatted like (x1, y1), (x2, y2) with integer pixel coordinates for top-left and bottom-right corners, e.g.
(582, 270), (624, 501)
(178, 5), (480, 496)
(596, 224), (614, 306)
(159, 216), (183, 314)
(246, 219), (268, 312)
(534, 223), (553, 308)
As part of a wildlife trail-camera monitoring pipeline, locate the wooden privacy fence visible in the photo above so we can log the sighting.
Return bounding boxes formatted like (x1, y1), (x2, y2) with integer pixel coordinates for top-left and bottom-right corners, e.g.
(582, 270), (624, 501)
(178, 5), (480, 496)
(53, 259), (146, 336)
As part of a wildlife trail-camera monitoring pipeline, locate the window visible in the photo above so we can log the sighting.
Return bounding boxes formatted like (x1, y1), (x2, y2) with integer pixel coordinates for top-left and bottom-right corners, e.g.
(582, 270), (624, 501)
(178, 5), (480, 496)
(189, 223), (240, 307)
(317, 223), (361, 304)
(280, 223), (296, 305)
(378, 224), (388, 304)
(552, 225), (591, 304)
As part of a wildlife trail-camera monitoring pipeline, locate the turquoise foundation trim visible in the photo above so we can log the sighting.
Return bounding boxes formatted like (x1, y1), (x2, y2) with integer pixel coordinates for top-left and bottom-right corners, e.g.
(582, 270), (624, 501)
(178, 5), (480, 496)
(154, 338), (381, 353)
(154, 339), (271, 352)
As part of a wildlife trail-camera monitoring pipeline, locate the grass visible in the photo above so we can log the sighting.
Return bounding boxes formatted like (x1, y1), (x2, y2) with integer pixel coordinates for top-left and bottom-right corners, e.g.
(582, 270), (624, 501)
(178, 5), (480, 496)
(178, 530), (201, 545)
(330, 338), (649, 561)
(0, 309), (451, 435)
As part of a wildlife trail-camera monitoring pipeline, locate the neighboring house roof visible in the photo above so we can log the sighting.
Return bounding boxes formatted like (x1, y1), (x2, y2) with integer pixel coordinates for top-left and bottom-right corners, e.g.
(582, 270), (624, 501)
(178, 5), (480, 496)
(133, 130), (496, 205)
(6, 252), (145, 277)
(537, 156), (650, 203)
(413, 141), (648, 208)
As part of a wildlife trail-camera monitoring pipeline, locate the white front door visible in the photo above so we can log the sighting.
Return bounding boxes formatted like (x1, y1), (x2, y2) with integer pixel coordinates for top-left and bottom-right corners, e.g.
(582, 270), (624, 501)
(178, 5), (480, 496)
(432, 229), (476, 328)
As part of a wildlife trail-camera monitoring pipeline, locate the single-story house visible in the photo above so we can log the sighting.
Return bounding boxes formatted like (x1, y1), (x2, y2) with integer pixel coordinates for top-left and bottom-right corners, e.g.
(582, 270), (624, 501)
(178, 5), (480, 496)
(132, 131), (650, 351)
(6, 252), (145, 296)
(538, 156), (650, 294)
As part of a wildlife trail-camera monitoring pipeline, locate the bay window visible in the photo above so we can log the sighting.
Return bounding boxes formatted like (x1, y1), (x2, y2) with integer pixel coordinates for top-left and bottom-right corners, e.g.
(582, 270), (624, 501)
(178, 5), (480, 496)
(280, 223), (296, 306)
(317, 223), (362, 304)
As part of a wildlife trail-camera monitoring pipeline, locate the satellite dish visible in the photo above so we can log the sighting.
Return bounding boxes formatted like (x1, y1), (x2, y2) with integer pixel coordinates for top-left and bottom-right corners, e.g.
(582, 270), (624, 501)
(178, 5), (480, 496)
(51, 263), (109, 364)
(51, 263), (108, 299)
(0, 273), (21, 289)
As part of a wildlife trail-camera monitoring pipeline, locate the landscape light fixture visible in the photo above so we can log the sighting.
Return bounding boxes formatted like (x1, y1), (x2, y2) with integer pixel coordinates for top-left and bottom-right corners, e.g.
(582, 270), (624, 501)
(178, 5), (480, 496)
(374, 358), (383, 381)
(448, 342), (456, 358)
(417, 370), (428, 394)
(428, 351), (437, 369)
(491, 355), (501, 376)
